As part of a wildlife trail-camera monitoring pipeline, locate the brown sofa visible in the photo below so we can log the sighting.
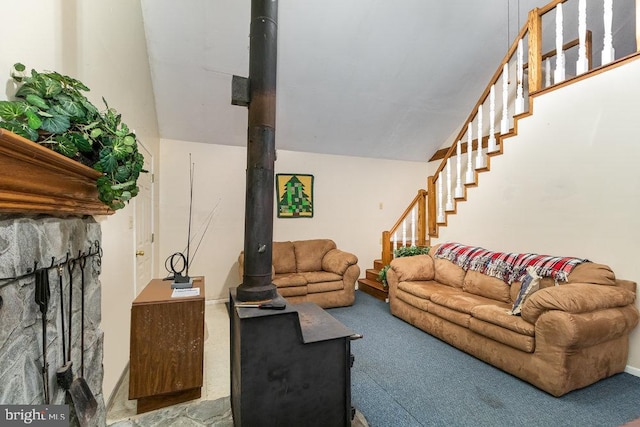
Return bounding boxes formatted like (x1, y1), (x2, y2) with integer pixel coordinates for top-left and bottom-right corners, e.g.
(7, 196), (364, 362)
(387, 243), (639, 396)
(238, 239), (360, 308)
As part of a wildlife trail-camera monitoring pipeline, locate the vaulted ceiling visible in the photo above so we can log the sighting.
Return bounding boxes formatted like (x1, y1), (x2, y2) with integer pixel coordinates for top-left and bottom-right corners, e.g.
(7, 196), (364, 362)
(140, 1), (583, 162)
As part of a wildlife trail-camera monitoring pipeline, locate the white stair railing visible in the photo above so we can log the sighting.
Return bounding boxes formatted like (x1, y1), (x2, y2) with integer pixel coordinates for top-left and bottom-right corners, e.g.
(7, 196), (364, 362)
(411, 207), (416, 246)
(545, 58), (551, 87)
(476, 105), (486, 169)
(455, 139), (463, 198)
(602, 0), (615, 64)
(576, 0), (588, 75)
(465, 123), (475, 184)
(500, 63), (509, 134)
(515, 39), (525, 114)
(445, 158), (454, 211)
(393, 231), (398, 253)
(488, 85), (498, 153)
(554, 3), (566, 83)
(429, 0), (633, 236)
(437, 169), (445, 223)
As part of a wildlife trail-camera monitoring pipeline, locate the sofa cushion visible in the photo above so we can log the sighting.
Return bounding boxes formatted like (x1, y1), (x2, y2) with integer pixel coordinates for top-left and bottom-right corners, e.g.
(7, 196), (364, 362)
(273, 273), (307, 288)
(469, 318), (535, 353)
(430, 291), (500, 315)
(299, 271), (342, 284)
(398, 280), (459, 300)
(396, 289), (430, 312)
(294, 239), (336, 272)
(428, 303), (470, 328)
(471, 304), (534, 336)
(390, 255), (434, 282)
(307, 281), (344, 293)
(463, 270), (511, 304)
(273, 241), (297, 273)
(278, 286), (307, 297)
(432, 257), (465, 288)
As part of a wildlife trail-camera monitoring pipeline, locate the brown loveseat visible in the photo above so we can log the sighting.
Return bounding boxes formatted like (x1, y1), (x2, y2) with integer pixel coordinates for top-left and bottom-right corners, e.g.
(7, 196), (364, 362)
(238, 239), (360, 308)
(387, 242), (639, 396)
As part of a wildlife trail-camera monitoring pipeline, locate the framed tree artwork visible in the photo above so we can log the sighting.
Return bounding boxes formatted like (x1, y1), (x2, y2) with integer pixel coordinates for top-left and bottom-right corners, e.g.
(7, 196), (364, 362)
(276, 173), (314, 218)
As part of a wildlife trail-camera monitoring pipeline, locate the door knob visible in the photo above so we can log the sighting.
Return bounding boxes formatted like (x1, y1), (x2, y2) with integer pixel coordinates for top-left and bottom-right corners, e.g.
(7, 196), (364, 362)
(136, 250), (145, 256)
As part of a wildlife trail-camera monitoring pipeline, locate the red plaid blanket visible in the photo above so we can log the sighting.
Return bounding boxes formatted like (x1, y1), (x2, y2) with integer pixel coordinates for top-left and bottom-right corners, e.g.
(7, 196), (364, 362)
(433, 242), (588, 284)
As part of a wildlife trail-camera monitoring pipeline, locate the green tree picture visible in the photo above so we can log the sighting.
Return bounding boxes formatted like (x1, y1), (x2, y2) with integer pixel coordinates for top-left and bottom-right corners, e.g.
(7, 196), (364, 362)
(276, 174), (313, 218)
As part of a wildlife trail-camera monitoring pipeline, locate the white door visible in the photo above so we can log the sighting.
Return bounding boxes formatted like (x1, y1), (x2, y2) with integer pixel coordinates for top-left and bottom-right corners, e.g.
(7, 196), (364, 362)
(134, 143), (154, 296)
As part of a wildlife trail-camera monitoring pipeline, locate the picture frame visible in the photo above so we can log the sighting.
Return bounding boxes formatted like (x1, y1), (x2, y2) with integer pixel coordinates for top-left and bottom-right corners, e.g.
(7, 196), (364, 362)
(276, 173), (314, 218)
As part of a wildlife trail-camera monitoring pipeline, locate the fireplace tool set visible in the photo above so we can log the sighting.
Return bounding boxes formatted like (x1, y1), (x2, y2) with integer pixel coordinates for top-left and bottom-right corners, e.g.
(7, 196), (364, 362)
(2, 241), (102, 426)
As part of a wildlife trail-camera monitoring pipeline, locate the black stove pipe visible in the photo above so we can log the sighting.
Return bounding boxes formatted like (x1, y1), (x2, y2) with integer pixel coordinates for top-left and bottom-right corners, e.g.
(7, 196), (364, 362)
(236, 0), (279, 302)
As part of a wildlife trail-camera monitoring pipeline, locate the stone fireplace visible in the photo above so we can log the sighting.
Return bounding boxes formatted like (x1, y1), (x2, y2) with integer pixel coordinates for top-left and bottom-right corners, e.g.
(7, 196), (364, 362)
(0, 215), (106, 425)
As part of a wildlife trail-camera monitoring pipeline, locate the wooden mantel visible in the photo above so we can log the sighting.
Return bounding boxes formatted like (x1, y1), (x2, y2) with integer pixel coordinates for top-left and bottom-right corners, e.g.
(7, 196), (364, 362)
(0, 129), (113, 216)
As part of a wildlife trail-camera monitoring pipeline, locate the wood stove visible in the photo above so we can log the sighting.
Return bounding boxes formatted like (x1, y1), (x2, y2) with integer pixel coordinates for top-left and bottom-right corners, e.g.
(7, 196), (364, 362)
(229, 289), (356, 426)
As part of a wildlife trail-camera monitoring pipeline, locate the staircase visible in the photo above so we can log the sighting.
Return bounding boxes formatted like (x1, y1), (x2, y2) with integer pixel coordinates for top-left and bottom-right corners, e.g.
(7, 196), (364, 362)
(361, 0), (638, 302)
(357, 259), (388, 302)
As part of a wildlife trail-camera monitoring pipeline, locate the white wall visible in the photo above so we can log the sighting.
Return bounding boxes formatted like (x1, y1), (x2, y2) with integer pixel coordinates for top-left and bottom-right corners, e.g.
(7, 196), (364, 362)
(159, 139), (427, 300)
(79, 1), (161, 401)
(433, 58), (640, 370)
(0, 0), (161, 400)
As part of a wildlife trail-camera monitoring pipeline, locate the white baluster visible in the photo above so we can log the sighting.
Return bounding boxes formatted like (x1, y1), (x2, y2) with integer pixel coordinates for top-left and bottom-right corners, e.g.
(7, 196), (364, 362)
(437, 172), (445, 223)
(515, 39), (524, 114)
(454, 139), (463, 198)
(602, 0), (615, 65)
(576, 0), (588, 74)
(445, 158), (454, 211)
(393, 231), (398, 254)
(411, 207), (416, 246)
(637, 0), (640, 53)
(465, 123), (475, 184)
(402, 218), (407, 247)
(488, 85), (497, 153)
(476, 105), (485, 169)
(545, 58), (551, 87)
(501, 63), (509, 134)
(554, 3), (566, 83)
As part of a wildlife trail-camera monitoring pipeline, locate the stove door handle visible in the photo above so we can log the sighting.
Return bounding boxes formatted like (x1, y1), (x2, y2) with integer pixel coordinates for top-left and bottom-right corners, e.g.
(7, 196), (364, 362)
(349, 333), (363, 341)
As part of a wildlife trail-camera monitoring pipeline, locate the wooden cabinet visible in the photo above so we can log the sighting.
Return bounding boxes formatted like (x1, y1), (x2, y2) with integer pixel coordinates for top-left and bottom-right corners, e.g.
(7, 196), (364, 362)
(129, 277), (205, 414)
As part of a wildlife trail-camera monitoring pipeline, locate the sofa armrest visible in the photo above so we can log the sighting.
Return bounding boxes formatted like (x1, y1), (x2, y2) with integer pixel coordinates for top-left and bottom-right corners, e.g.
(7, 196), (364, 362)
(521, 282), (636, 324)
(535, 305), (639, 349)
(343, 263), (361, 289)
(322, 248), (358, 275)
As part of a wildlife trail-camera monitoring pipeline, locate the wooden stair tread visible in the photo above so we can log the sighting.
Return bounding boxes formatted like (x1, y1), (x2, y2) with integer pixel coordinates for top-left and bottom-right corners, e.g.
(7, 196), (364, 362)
(357, 277), (388, 302)
(365, 269), (381, 281)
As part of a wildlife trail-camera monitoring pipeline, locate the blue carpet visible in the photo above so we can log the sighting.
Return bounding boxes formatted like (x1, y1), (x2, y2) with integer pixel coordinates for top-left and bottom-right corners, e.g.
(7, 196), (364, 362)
(328, 291), (640, 427)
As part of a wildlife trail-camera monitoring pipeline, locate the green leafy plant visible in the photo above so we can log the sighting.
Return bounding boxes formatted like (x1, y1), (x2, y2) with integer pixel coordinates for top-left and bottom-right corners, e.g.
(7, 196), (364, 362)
(378, 245), (430, 287)
(394, 245), (431, 258)
(0, 63), (144, 210)
(378, 265), (391, 287)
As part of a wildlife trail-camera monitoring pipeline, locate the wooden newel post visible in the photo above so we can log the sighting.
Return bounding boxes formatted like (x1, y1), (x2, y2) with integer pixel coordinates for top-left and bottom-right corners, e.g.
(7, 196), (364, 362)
(382, 231), (391, 266)
(417, 189), (427, 246)
(427, 176), (437, 237)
